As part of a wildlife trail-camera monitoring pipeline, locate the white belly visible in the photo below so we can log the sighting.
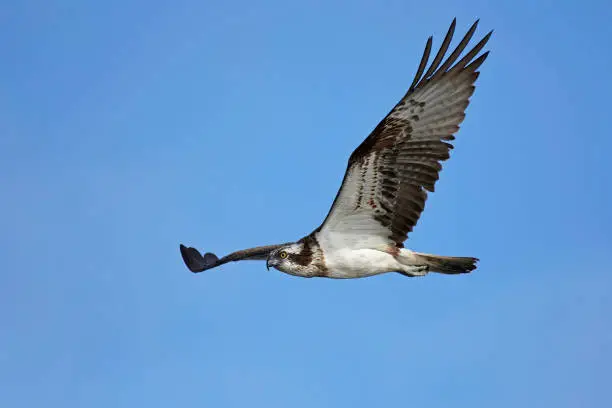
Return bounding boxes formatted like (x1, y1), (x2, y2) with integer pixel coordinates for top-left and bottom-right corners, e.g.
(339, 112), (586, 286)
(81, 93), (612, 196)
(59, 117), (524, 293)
(323, 248), (407, 278)
(314, 229), (424, 279)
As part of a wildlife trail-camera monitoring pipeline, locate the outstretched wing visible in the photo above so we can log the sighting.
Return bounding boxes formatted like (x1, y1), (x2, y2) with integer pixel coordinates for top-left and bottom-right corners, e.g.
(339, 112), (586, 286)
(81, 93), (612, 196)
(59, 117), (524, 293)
(315, 19), (491, 249)
(180, 243), (293, 273)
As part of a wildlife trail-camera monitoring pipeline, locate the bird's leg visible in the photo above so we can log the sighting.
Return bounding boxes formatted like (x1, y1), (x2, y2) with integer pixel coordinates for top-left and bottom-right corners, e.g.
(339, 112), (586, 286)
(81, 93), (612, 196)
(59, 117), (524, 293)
(396, 265), (429, 277)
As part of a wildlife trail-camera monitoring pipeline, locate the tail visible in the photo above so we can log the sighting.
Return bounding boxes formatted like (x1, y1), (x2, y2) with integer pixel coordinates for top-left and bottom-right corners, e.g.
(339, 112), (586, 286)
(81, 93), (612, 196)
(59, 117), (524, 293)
(413, 252), (479, 274)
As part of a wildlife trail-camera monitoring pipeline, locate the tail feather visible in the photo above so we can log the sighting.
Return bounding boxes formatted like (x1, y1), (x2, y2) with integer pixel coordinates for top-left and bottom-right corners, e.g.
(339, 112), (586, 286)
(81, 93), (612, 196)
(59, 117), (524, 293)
(414, 252), (479, 274)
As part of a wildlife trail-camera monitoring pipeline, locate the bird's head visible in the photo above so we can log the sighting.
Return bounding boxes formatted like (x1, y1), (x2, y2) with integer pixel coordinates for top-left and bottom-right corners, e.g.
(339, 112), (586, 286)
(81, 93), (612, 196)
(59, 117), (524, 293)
(266, 242), (308, 275)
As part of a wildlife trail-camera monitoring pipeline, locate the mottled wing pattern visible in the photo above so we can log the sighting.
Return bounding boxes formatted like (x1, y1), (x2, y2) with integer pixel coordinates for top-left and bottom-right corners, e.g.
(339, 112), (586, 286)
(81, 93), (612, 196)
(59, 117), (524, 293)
(316, 19), (491, 248)
(180, 243), (293, 273)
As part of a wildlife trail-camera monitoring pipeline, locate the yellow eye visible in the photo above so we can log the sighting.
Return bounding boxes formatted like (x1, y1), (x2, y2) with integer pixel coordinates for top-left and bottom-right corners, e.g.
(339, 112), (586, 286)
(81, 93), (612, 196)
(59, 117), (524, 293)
(279, 251), (288, 259)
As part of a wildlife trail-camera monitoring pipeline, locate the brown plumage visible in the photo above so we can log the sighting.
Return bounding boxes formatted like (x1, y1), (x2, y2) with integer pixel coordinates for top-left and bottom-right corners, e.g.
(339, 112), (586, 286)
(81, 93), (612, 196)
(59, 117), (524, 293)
(313, 18), (491, 247)
(180, 243), (292, 272)
(180, 19), (491, 279)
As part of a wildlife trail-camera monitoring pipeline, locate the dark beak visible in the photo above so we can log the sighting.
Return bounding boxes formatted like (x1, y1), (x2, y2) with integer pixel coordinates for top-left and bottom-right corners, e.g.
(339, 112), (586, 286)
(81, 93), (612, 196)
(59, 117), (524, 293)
(266, 256), (271, 270)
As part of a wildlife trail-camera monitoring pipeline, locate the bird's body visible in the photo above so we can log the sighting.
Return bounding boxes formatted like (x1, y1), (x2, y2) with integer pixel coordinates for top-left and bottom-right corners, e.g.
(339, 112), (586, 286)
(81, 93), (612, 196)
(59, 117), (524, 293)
(265, 233), (474, 279)
(312, 246), (420, 279)
(314, 229), (421, 278)
(266, 235), (412, 279)
(180, 19), (490, 280)
(320, 247), (406, 279)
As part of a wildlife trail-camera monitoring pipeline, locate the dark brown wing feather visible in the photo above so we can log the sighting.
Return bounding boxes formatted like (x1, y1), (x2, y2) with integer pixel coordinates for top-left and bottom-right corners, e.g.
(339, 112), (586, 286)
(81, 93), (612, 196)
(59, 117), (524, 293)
(180, 243), (293, 273)
(315, 19), (492, 246)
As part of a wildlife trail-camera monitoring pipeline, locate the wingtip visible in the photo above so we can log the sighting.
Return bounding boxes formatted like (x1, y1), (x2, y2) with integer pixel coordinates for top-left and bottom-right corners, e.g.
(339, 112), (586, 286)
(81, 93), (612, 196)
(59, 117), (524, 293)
(179, 244), (219, 273)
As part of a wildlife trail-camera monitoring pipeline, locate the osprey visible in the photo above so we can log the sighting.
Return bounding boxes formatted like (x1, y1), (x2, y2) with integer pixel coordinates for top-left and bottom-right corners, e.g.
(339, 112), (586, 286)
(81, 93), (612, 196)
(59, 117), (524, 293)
(180, 19), (491, 279)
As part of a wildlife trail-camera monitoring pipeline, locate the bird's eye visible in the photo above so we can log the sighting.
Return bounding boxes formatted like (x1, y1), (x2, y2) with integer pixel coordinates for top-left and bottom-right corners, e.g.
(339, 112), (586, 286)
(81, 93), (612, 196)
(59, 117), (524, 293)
(279, 251), (288, 259)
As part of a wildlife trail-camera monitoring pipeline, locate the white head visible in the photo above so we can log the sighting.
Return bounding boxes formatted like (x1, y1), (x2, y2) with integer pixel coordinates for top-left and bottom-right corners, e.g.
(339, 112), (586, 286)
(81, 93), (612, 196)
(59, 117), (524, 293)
(266, 242), (311, 275)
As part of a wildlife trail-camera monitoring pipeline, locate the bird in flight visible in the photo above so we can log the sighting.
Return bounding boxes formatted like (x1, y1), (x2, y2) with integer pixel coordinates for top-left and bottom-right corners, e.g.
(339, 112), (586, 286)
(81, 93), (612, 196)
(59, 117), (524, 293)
(180, 19), (491, 279)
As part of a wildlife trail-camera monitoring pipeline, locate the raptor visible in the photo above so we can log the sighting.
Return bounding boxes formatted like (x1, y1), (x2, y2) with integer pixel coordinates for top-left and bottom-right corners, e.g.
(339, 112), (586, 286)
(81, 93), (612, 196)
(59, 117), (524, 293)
(180, 19), (491, 279)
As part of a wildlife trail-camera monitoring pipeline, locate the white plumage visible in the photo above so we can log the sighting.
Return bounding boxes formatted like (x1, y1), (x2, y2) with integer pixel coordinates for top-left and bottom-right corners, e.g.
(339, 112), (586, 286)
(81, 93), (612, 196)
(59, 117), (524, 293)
(180, 19), (491, 280)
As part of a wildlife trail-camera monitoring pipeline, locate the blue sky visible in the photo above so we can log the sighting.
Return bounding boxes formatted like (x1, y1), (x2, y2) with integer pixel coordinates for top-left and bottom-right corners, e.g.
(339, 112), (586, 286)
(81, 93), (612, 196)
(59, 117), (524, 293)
(1, 0), (611, 406)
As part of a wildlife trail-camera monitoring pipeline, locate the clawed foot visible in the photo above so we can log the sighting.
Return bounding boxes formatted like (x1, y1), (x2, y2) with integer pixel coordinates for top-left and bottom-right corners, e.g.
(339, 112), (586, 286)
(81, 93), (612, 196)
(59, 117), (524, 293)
(397, 265), (429, 277)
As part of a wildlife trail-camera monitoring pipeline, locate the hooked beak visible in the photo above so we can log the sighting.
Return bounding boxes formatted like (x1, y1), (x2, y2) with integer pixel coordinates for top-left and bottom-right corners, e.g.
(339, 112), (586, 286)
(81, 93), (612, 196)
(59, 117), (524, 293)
(266, 254), (279, 271)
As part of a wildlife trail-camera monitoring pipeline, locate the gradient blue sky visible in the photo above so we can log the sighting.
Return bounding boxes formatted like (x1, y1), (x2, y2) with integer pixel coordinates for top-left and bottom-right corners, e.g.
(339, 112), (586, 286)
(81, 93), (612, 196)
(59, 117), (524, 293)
(1, 1), (611, 407)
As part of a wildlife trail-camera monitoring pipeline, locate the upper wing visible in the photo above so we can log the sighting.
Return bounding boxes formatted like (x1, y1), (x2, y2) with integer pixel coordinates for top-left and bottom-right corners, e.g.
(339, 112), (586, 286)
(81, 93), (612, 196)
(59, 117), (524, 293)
(315, 19), (491, 249)
(180, 243), (293, 273)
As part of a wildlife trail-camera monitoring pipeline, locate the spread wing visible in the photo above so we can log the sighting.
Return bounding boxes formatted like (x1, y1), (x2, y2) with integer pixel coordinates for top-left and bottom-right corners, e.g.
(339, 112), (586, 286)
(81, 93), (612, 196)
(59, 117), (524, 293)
(180, 243), (293, 273)
(315, 19), (492, 249)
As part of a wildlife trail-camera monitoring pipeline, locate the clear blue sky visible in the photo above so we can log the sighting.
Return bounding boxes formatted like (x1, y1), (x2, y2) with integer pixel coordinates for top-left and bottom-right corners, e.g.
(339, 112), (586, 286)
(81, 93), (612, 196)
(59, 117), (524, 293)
(1, 1), (611, 407)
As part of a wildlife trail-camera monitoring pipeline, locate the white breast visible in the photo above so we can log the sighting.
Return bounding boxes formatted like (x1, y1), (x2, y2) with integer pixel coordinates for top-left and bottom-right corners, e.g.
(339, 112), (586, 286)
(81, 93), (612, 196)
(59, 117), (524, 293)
(315, 227), (426, 278)
(326, 248), (403, 278)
